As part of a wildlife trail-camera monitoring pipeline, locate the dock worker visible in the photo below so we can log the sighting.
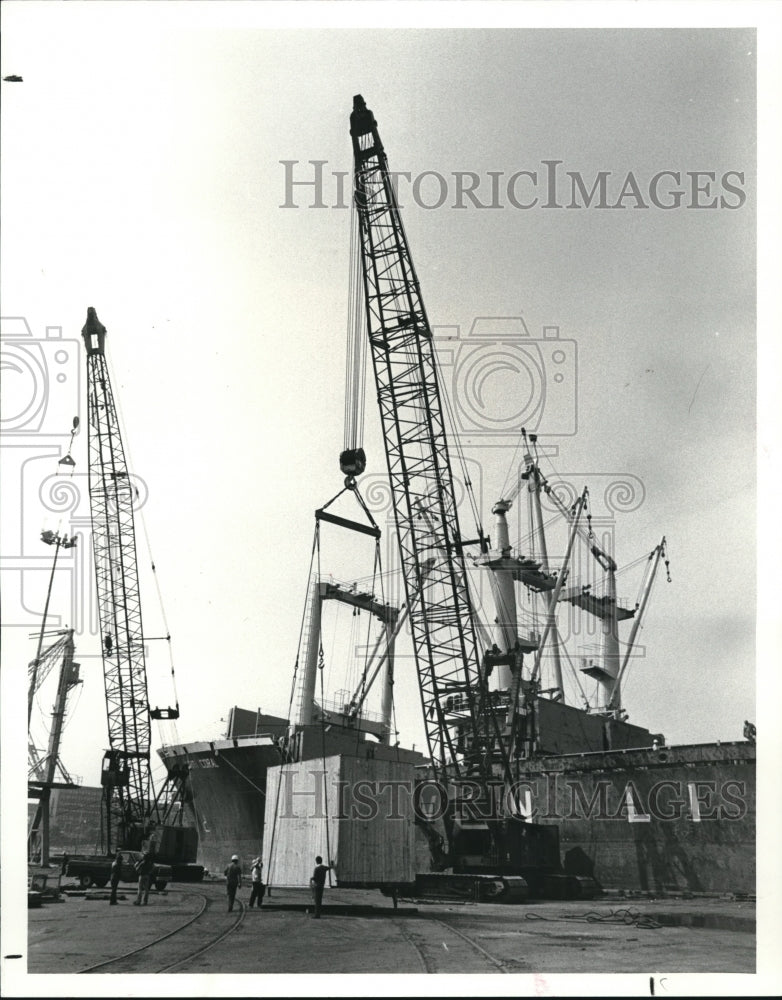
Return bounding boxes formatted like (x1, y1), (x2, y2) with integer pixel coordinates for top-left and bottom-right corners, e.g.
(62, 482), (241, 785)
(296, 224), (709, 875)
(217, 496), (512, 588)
(309, 856), (334, 918)
(109, 850), (122, 905)
(133, 851), (155, 906)
(249, 857), (265, 908)
(224, 854), (242, 912)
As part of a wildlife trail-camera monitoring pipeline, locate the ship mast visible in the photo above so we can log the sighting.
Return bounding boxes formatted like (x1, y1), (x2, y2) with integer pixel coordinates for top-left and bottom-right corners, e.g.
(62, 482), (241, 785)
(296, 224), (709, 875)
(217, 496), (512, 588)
(485, 428), (670, 722)
(523, 438), (566, 700)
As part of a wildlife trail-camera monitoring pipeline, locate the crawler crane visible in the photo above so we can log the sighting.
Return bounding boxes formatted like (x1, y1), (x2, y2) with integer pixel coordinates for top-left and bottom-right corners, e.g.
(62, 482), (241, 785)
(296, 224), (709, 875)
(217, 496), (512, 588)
(348, 96), (669, 900)
(349, 97), (569, 898)
(81, 308), (201, 877)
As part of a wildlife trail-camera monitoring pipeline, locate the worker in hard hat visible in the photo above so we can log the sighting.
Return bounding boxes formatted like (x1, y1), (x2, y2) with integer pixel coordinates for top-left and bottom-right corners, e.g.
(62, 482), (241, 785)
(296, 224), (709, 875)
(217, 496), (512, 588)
(248, 857), (265, 908)
(224, 854), (242, 912)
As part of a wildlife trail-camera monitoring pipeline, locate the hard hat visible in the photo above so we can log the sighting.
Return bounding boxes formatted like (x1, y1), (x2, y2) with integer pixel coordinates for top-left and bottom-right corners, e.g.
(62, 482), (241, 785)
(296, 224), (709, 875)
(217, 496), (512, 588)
(232, 854), (239, 861)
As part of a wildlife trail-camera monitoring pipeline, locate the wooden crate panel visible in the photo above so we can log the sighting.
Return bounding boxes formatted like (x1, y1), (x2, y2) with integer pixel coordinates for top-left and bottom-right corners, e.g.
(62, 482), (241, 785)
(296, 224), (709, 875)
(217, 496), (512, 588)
(263, 755), (416, 886)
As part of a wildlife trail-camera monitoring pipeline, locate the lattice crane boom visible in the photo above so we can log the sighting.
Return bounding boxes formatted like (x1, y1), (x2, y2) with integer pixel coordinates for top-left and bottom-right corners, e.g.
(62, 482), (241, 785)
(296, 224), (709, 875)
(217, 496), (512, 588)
(349, 96), (507, 789)
(82, 307), (154, 850)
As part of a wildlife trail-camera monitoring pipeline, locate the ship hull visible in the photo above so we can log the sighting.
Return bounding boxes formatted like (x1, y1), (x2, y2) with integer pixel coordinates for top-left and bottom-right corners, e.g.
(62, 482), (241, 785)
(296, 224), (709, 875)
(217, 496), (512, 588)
(160, 735), (755, 892)
(159, 737), (278, 873)
(510, 741), (755, 893)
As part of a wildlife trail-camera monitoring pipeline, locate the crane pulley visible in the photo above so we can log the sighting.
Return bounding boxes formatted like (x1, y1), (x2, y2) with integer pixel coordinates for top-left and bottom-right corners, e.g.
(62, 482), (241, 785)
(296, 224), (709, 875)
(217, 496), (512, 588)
(341, 168), (369, 486)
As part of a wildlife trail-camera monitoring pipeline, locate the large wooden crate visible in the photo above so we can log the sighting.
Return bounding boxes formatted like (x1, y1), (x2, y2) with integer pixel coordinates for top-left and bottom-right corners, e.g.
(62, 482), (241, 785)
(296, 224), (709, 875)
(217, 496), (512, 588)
(262, 754), (416, 887)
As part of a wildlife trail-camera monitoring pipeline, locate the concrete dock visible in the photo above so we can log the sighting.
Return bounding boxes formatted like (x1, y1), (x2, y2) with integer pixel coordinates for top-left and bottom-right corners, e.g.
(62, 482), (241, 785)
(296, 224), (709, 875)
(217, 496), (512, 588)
(21, 880), (756, 986)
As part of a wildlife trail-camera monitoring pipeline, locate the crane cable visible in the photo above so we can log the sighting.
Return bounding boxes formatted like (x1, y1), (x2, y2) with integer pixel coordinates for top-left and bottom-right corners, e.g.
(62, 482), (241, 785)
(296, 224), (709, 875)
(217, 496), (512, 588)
(526, 446), (673, 702)
(557, 635), (592, 711)
(351, 535), (387, 755)
(105, 349), (180, 726)
(314, 523), (334, 886)
(532, 446), (655, 588)
(435, 360), (485, 543)
(498, 427), (528, 503)
(287, 524), (322, 732)
(514, 508), (566, 556)
(344, 201), (367, 455)
(268, 522), (323, 891)
(371, 157), (485, 546)
(275, 518), (333, 880)
(137, 506), (180, 719)
(612, 544), (671, 706)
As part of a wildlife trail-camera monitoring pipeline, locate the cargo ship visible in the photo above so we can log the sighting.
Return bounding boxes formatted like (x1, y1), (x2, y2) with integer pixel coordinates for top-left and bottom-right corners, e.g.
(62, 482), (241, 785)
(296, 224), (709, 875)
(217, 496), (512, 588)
(157, 447), (756, 891)
(158, 94), (755, 895)
(158, 710), (755, 892)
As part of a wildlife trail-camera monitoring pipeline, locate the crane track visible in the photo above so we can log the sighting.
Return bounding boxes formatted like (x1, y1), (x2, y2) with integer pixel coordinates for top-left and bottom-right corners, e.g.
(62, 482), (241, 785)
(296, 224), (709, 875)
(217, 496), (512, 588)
(393, 917), (432, 973)
(433, 917), (509, 972)
(79, 891), (246, 974)
(394, 915), (508, 974)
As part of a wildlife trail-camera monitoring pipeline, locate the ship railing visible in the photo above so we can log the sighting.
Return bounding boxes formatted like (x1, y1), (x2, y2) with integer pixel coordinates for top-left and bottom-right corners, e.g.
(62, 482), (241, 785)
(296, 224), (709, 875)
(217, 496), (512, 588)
(561, 578), (635, 610)
(317, 695), (384, 724)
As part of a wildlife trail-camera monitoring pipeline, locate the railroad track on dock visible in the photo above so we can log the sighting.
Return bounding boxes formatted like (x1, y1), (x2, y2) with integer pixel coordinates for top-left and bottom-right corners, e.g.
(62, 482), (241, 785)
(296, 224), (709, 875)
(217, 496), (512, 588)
(79, 891), (246, 974)
(394, 915), (509, 974)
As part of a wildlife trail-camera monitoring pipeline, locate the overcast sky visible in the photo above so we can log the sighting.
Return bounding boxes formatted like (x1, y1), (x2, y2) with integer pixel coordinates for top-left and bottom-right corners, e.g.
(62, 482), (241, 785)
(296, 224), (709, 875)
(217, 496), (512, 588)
(0, 5), (774, 803)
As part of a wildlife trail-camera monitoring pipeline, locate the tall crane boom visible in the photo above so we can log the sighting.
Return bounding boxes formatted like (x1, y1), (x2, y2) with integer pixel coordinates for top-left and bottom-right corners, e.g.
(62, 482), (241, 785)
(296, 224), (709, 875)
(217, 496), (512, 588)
(82, 307), (153, 850)
(350, 96), (503, 785)
(345, 97), (665, 898)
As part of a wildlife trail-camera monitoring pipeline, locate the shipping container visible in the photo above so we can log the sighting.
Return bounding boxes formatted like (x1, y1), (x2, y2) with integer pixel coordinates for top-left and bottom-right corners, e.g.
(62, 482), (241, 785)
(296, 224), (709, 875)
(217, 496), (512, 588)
(263, 755), (417, 887)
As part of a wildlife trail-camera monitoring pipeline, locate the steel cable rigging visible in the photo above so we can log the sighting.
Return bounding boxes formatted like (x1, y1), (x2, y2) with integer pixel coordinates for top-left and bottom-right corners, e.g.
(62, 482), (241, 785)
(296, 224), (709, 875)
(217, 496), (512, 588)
(342, 199), (368, 480)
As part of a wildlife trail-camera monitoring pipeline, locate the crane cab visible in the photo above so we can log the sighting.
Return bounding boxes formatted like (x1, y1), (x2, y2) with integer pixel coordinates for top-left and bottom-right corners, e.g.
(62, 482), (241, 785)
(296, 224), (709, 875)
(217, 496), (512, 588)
(100, 750), (129, 788)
